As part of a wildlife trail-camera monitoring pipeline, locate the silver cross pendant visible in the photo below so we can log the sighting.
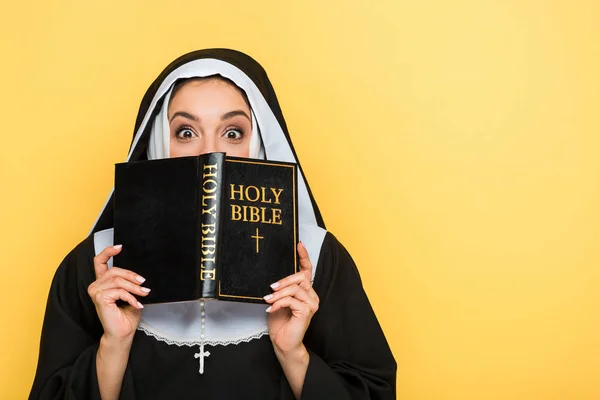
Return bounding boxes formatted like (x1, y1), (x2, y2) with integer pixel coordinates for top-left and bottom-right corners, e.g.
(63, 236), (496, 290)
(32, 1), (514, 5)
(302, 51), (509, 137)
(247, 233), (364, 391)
(194, 343), (211, 374)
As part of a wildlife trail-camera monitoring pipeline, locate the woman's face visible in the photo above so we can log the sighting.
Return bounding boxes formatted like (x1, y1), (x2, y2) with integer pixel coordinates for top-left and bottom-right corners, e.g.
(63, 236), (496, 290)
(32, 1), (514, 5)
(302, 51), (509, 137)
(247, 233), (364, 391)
(168, 79), (252, 158)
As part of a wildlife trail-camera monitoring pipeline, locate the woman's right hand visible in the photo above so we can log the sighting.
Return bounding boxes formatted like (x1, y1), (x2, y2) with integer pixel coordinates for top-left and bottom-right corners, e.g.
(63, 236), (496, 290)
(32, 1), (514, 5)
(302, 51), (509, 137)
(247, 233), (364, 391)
(87, 245), (150, 341)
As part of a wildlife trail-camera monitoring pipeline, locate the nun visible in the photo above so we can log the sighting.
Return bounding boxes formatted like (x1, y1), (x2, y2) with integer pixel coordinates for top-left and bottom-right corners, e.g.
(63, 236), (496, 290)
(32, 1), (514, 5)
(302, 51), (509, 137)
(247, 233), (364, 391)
(29, 49), (396, 400)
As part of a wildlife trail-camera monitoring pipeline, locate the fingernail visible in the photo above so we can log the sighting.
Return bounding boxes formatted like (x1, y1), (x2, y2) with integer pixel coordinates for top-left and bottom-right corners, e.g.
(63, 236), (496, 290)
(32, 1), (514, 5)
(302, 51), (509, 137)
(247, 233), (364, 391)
(264, 294), (273, 301)
(141, 287), (151, 293)
(136, 276), (146, 283)
(137, 302), (144, 309)
(114, 244), (123, 250)
(265, 306), (272, 313)
(270, 282), (280, 289)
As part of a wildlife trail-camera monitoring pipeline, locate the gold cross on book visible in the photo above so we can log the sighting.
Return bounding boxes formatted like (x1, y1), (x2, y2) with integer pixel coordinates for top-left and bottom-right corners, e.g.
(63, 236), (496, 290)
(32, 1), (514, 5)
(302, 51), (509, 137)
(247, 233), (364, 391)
(251, 228), (264, 253)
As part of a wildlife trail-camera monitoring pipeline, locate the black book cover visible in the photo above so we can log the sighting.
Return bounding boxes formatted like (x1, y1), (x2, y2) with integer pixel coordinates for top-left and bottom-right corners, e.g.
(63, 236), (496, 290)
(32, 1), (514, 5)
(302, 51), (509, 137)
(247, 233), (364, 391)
(113, 153), (298, 304)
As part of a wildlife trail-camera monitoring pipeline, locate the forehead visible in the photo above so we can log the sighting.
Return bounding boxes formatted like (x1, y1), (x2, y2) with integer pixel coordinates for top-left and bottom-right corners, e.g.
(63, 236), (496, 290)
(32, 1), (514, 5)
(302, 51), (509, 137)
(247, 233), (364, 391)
(169, 78), (250, 109)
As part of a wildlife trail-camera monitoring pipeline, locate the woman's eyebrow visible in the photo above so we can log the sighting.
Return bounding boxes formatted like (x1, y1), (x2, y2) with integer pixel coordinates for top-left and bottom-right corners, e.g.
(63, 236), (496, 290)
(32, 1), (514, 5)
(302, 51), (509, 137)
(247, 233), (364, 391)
(170, 111), (198, 123)
(221, 110), (251, 121)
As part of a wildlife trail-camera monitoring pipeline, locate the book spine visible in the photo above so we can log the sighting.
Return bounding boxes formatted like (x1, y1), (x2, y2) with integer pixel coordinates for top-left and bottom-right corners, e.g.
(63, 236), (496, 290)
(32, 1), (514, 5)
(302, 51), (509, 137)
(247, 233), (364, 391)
(197, 153), (225, 298)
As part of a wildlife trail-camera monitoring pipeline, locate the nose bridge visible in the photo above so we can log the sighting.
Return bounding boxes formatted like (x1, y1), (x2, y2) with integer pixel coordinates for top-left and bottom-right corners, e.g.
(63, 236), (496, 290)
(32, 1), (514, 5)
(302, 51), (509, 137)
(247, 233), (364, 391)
(199, 132), (218, 155)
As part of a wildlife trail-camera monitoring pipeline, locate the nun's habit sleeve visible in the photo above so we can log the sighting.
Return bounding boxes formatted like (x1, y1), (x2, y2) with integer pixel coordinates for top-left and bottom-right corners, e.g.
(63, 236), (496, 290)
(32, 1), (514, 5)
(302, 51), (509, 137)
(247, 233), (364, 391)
(29, 237), (135, 400)
(297, 232), (397, 399)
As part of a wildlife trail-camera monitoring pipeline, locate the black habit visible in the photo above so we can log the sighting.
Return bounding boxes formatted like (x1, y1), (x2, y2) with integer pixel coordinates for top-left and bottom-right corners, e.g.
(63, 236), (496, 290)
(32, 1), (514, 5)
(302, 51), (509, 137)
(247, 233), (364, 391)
(29, 49), (396, 400)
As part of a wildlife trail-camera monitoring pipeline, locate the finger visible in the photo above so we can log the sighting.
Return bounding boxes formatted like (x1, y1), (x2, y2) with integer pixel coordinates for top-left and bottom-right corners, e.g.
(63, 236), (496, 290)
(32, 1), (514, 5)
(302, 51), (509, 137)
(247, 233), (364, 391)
(93, 245), (123, 279)
(267, 296), (317, 316)
(88, 267), (147, 299)
(93, 276), (151, 297)
(93, 288), (144, 310)
(100, 266), (146, 286)
(297, 241), (313, 281)
(271, 270), (311, 292)
(264, 284), (318, 308)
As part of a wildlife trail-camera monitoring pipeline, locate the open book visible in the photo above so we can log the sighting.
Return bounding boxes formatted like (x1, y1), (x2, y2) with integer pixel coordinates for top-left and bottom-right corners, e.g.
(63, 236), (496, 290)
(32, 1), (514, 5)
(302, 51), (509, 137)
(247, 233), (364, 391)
(113, 153), (298, 304)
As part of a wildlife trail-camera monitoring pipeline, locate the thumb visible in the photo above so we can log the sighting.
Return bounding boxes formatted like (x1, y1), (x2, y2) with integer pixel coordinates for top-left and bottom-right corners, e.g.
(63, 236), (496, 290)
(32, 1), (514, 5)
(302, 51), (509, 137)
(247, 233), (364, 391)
(297, 241), (312, 280)
(93, 244), (123, 278)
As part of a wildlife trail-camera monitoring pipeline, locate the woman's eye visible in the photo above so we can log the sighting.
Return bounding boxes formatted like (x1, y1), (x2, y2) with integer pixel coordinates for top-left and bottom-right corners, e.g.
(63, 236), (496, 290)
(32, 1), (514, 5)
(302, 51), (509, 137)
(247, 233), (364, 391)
(176, 128), (196, 140)
(223, 129), (243, 140)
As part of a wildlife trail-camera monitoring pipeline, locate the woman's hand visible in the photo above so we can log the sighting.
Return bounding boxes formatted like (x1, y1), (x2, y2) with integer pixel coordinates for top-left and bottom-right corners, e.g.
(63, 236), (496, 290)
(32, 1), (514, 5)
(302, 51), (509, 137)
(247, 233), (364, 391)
(266, 242), (318, 354)
(87, 245), (149, 341)
(266, 242), (318, 398)
(89, 245), (149, 400)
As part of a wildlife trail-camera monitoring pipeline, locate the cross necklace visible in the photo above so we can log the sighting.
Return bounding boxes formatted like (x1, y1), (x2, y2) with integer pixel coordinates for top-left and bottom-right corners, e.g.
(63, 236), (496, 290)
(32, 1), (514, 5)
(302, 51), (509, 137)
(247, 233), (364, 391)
(194, 300), (210, 374)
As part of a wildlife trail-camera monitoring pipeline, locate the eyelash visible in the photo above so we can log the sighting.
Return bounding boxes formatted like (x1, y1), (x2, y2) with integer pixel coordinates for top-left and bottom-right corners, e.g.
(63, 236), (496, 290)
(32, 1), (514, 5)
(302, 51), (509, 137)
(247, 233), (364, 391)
(173, 125), (246, 141)
(173, 125), (195, 141)
(222, 126), (245, 141)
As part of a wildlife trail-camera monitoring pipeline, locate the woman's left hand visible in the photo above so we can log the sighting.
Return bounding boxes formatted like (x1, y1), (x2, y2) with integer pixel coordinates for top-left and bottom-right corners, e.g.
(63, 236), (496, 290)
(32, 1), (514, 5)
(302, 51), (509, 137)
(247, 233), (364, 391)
(266, 241), (319, 357)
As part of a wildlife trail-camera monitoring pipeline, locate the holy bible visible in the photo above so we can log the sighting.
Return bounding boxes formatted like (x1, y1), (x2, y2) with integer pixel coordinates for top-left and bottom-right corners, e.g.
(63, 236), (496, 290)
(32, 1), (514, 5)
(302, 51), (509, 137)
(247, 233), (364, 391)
(113, 153), (298, 304)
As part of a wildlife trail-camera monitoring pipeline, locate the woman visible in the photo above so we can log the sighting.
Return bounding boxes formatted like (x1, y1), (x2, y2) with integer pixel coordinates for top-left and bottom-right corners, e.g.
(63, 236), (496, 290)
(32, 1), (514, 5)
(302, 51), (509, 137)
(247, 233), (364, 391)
(29, 48), (396, 400)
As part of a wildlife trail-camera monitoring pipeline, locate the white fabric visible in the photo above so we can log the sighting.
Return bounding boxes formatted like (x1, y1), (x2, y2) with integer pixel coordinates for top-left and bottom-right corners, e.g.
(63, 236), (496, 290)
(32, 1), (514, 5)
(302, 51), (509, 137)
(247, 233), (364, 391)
(249, 110), (266, 160)
(147, 87), (173, 160)
(91, 58), (327, 347)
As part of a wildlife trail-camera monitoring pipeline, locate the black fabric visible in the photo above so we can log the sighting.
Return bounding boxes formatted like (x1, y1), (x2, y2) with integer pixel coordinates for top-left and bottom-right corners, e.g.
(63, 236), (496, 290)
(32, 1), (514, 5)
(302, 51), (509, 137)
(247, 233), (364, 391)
(30, 233), (396, 399)
(92, 49), (325, 234)
(302, 237), (397, 399)
(31, 49), (395, 399)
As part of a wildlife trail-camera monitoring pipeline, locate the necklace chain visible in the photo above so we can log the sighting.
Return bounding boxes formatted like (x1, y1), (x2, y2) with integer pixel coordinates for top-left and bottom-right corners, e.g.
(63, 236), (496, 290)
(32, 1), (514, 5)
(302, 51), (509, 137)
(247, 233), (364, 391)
(193, 300), (210, 374)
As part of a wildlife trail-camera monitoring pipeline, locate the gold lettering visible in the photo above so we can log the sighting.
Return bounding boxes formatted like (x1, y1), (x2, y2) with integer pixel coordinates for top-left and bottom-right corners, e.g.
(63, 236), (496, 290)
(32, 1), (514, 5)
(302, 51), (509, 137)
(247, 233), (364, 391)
(249, 206), (260, 222)
(202, 204), (217, 218)
(260, 187), (272, 203)
(245, 186), (260, 202)
(202, 163), (218, 178)
(230, 205), (284, 225)
(201, 223), (215, 235)
(271, 188), (284, 204)
(230, 184), (244, 201)
(260, 207), (273, 224)
(201, 244), (216, 255)
(201, 193), (216, 207)
(200, 269), (216, 280)
(231, 204), (242, 220)
(203, 179), (218, 194)
(272, 208), (282, 225)
(202, 237), (215, 246)
(200, 163), (219, 281)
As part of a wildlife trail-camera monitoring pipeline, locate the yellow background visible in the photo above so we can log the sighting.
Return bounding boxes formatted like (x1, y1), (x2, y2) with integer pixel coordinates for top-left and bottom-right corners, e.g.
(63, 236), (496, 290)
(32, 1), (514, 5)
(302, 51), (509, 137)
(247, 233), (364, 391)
(1, 0), (599, 398)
